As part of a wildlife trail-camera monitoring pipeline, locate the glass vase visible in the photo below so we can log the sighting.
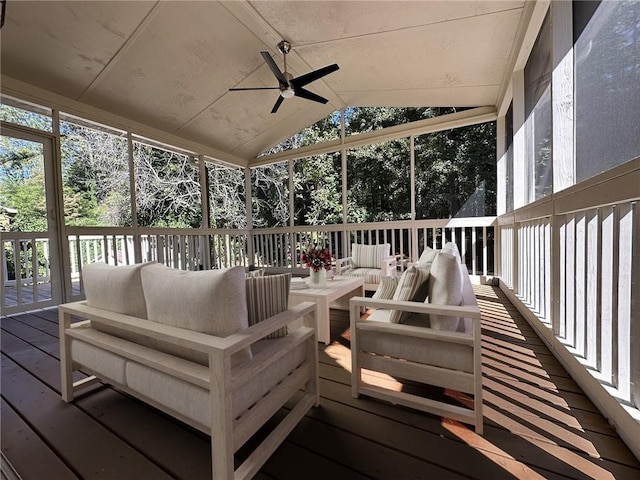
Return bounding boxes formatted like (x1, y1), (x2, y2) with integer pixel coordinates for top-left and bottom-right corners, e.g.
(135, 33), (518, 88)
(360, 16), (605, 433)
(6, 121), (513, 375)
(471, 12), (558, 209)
(309, 267), (327, 287)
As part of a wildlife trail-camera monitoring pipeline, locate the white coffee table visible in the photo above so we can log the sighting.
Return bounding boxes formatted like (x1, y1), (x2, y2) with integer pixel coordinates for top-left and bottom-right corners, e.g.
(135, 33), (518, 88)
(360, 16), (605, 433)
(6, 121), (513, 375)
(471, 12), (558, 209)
(288, 276), (365, 344)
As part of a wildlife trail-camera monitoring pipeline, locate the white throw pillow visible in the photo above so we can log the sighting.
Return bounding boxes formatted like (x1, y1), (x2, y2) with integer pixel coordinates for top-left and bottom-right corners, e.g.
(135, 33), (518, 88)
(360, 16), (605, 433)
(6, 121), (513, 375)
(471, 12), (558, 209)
(351, 243), (391, 269)
(389, 266), (430, 323)
(428, 252), (463, 331)
(82, 262), (152, 318)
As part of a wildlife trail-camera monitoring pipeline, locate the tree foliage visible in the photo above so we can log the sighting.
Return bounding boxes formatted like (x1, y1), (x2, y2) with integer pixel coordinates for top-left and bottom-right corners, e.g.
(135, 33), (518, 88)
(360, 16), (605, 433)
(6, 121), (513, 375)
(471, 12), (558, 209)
(133, 143), (201, 228)
(208, 163), (246, 229)
(2, 103), (497, 234)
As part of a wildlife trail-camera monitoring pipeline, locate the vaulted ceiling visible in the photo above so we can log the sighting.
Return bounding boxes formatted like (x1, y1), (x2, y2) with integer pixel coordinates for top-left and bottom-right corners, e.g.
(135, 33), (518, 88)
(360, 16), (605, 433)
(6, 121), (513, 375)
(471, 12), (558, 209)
(0, 1), (527, 165)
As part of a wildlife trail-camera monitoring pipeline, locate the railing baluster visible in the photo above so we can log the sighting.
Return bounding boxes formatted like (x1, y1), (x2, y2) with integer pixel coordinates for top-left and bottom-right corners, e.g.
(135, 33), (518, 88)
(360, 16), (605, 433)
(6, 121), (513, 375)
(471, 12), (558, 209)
(586, 209), (599, 366)
(576, 212), (587, 356)
(616, 202), (633, 401)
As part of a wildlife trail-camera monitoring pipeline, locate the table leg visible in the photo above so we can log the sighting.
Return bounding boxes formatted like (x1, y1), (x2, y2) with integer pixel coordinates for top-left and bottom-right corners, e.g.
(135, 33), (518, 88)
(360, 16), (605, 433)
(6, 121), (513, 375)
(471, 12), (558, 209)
(318, 297), (330, 344)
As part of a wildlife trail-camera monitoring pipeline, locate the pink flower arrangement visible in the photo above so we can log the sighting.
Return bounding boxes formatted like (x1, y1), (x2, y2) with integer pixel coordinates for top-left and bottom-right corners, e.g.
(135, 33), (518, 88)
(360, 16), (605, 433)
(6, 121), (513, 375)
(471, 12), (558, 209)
(301, 245), (333, 272)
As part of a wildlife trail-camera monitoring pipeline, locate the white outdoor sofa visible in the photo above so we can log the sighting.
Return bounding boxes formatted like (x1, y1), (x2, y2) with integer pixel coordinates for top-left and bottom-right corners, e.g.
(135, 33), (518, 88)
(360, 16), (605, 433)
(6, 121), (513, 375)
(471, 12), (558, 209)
(59, 262), (319, 479)
(335, 243), (398, 292)
(349, 243), (483, 433)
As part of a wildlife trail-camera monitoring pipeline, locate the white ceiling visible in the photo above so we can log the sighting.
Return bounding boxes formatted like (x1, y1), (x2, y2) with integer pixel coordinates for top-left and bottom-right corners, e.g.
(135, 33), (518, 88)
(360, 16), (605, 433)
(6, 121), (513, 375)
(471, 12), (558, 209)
(0, 0), (526, 164)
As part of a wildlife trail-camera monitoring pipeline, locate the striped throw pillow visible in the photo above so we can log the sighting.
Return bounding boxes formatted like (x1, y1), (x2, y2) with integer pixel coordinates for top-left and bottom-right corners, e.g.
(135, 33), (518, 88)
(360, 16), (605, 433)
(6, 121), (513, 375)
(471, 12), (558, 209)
(246, 273), (291, 338)
(372, 276), (400, 300)
(389, 266), (430, 323)
(351, 243), (391, 268)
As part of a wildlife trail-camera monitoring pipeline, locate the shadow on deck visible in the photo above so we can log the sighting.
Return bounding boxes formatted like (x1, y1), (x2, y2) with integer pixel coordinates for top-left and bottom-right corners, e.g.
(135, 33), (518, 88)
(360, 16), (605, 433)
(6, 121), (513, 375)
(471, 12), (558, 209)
(1, 285), (639, 479)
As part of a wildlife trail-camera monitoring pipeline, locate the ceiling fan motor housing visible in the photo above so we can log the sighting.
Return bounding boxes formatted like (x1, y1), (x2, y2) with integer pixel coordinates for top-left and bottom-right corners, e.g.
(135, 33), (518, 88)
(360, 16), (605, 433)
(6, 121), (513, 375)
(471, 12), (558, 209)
(277, 40), (291, 55)
(280, 72), (294, 98)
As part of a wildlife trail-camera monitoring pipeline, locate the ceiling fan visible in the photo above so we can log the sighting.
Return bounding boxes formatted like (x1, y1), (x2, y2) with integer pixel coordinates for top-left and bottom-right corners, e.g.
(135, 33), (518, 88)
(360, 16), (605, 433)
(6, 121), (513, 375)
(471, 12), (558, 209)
(229, 40), (339, 114)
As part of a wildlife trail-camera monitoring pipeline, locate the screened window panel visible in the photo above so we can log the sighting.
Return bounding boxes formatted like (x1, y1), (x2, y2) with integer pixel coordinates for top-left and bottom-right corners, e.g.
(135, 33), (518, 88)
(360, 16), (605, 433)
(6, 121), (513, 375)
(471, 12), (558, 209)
(415, 123), (496, 219)
(347, 138), (410, 222)
(524, 10), (553, 202)
(60, 119), (131, 227)
(293, 153), (342, 226)
(251, 163), (289, 228)
(505, 103), (514, 213)
(0, 96), (53, 132)
(207, 163), (246, 229)
(574, 0), (640, 182)
(133, 142), (201, 228)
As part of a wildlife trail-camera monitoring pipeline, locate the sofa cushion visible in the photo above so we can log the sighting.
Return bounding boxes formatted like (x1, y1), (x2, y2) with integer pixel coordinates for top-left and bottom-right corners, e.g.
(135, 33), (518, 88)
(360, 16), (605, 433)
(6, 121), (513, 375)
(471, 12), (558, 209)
(389, 266), (430, 323)
(70, 339), (126, 385)
(125, 340), (307, 428)
(82, 262), (151, 318)
(142, 264), (248, 333)
(246, 273), (291, 338)
(372, 276), (400, 300)
(141, 264), (251, 365)
(351, 243), (390, 269)
(428, 252), (463, 331)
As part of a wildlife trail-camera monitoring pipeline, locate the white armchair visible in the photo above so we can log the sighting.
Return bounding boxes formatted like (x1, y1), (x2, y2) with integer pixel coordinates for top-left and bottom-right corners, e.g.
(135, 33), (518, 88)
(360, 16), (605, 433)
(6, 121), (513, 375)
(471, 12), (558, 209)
(349, 245), (483, 433)
(335, 243), (398, 292)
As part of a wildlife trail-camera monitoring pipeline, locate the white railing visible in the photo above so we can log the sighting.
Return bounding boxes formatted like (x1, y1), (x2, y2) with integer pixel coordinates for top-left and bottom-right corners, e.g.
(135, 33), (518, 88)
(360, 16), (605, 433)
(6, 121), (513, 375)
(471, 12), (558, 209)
(3, 218), (495, 310)
(138, 228), (249, 270)
(496, 158), (640, 458)
(62, 218), (495, 300)
(1, 231), (53, 312)
(68, 232), (136, 278)
(64, 227), (250, 300)
(249, 218), (496, 276)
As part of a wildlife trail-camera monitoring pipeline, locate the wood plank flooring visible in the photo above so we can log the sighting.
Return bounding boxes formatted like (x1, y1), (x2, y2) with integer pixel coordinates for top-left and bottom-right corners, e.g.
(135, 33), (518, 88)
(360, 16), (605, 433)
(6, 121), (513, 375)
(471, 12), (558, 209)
(2, 285), (639, 479)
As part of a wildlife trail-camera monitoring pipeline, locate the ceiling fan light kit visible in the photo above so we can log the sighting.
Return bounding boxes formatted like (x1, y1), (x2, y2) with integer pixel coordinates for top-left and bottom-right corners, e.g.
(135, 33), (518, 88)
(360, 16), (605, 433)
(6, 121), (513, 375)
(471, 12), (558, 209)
(229, 40), (339, 114)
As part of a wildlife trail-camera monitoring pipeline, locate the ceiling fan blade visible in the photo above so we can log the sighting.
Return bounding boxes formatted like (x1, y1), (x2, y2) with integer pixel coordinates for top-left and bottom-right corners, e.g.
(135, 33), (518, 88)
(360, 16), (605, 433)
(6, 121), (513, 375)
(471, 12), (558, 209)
(294, 87), (328, 104)
(261, 51), (288, 86)
(271, 95), (285, 114)
(229, 87), (280, 91)
(291, 64), (339, 88)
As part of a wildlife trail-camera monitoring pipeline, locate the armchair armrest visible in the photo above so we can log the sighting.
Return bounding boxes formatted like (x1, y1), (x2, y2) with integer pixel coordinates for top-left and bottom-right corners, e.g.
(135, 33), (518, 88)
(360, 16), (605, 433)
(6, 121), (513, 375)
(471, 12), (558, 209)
(380, 256), (398, 277)
(335, 257), (352, 275)
(349, 296), (481, 322)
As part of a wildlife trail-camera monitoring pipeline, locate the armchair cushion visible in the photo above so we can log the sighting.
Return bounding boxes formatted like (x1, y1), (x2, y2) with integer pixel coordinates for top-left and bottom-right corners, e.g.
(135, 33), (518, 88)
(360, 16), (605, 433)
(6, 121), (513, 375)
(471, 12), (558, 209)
(389, 266), (430, 323)
(342, 267), (385, 286)
(351, 243), (391, 269)
(246, 273), (291, 338)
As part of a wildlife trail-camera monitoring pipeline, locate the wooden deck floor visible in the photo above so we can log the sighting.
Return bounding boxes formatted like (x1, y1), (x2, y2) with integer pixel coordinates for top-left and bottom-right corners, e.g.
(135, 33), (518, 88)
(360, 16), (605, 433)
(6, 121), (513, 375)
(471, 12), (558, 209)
(2, 285), (639, 479)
